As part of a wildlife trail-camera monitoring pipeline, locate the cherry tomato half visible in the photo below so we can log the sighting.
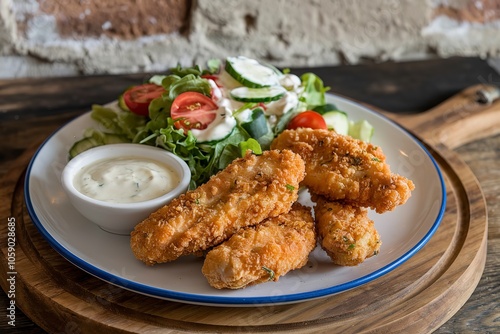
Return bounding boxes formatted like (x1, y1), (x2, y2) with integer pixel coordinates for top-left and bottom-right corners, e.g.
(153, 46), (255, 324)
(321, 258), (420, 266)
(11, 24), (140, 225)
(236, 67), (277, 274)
(122, 83), (166, 116)
(287, 111), (327, 130)
(171, 92), (218, 132)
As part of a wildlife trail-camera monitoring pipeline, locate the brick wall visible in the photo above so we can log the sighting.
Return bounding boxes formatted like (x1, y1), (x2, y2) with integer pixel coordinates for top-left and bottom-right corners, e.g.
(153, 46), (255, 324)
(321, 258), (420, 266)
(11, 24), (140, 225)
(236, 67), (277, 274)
(1, 0), (500, 78)
(37, 0), (189, 39)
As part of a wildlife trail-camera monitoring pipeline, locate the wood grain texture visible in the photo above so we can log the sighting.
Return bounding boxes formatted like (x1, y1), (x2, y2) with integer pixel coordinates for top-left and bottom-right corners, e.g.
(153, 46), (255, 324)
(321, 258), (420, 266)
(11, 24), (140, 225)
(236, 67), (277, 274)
(0, 85), (497, 333)
(381, 85), (500, 149)
(440, 135), (500, 333)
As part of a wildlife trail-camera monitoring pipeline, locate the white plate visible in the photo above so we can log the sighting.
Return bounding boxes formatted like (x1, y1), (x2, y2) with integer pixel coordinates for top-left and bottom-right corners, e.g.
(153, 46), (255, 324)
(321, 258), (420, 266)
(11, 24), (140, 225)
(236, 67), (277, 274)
(25, 94), (446, 306)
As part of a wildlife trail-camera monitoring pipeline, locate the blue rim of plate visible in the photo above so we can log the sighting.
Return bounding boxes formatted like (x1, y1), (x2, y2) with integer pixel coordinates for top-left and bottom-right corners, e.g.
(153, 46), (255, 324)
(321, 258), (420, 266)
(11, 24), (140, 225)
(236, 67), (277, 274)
(24, 94), (447, 306)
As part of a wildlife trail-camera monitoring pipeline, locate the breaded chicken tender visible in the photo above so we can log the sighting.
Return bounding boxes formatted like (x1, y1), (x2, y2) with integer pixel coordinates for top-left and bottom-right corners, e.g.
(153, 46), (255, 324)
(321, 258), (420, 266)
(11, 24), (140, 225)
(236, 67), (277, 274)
(271, 128), (415, 213)
(130, 149), (305, 265)
(313, 194), (381, 266)
(202, 203), (316, 289)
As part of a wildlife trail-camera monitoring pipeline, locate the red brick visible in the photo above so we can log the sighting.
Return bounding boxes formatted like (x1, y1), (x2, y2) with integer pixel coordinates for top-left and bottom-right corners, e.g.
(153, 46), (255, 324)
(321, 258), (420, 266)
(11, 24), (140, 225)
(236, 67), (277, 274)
(38, 0), (191, 40)
(433, 0), (500, 23)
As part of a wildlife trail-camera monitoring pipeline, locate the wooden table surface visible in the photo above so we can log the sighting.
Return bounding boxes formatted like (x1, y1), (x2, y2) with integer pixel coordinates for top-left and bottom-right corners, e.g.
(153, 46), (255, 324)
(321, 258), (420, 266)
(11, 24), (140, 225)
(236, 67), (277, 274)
(0, 57), (499, 333)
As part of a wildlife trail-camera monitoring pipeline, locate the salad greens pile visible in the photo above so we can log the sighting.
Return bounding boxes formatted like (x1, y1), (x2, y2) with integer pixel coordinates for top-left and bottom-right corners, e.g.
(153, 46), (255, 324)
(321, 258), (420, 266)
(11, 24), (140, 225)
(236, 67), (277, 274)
(70, 56), (370, 189)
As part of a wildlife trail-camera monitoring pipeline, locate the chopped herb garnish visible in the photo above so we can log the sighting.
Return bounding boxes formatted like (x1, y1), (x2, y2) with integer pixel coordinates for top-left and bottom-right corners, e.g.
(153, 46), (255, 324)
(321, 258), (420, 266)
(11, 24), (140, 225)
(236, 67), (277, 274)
(348, 243), (356, 250)
(285, 184), (295, 191)
(262, 266), (275, 281)
(371, 157), (381, 162)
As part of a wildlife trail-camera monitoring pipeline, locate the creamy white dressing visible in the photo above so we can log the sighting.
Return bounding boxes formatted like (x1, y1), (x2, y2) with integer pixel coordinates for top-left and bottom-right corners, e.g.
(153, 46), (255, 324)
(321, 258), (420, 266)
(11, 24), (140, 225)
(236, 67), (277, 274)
(218, 95), (245, 112)
(279, 74), (302, 91)
(265, 91), (299, 116)
(234, 107), (253, 123)
(207, 79), (223, 103)
(190, 106), (237, 142)
(74, 157), (180, 203)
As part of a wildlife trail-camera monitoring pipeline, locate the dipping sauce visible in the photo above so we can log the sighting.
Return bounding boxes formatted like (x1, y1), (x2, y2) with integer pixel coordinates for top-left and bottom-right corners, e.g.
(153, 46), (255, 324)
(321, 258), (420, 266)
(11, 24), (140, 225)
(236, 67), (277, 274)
(74, 156), (180, 203)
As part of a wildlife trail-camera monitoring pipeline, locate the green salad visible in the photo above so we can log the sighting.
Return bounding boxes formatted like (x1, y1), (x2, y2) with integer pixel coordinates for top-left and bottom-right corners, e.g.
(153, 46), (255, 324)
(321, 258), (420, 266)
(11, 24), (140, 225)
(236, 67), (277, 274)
(70, 56), (373, 189)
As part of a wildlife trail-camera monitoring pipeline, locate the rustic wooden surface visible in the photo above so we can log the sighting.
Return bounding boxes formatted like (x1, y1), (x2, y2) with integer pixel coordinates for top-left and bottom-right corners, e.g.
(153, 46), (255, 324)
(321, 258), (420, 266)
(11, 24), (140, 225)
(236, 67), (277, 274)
(0, 57), (499, 333)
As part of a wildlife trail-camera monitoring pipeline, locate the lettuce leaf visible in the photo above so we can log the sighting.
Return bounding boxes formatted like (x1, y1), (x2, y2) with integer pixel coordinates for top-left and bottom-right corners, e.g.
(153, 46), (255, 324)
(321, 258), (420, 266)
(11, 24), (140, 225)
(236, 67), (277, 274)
(151, 119), (210, 189)
(147, 121), (255, 189)
(168, 74), (211, 99)
(299, 73), (330, 109)
(239, 138), (262, 157)
(90, 104), (146, 140)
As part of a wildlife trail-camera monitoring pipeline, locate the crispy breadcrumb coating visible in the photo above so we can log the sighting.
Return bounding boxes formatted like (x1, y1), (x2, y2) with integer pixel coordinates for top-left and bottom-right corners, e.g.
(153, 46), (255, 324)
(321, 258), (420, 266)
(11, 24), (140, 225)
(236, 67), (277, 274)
(271, 128), (415, 213)
(313, 194), (381, 266)
(130, 149), (305, 265)
(202, 203), (316, 289)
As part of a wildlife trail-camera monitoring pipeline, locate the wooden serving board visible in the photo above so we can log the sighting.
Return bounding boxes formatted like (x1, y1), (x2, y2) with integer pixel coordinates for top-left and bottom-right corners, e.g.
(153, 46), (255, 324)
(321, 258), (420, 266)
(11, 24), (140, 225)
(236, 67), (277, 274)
(1, 84), (499, 333)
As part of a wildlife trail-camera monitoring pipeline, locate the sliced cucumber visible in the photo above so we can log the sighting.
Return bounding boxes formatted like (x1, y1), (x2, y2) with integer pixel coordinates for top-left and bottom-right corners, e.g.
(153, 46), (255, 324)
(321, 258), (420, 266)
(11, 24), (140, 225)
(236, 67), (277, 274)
(240, 108), (269, 139)
(69, 137), (101, 159)
(69, 133), (129, 159)
(225, 56), (280, 88)
(323, 111), (349, 135)
(230, 86), (286, 103)
(313, 103), (338, 115)
(349, 120), (374, 142)
(102, 133), (130, 144)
